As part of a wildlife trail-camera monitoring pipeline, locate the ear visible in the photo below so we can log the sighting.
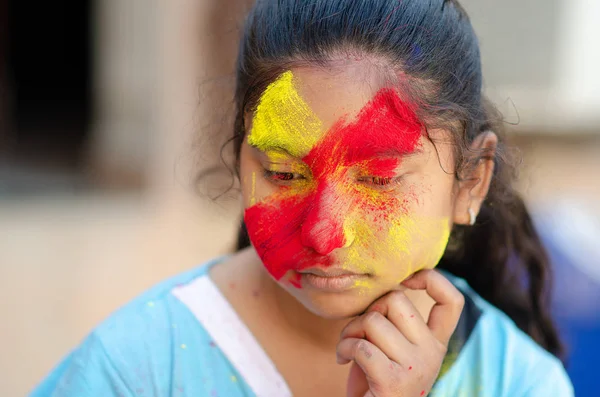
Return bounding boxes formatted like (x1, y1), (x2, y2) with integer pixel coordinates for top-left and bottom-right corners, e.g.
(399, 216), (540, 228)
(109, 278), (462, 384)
(452, 131), (498, 225)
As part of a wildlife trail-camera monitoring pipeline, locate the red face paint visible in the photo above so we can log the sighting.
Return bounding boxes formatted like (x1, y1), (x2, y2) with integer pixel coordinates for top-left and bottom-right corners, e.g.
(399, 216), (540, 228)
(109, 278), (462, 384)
(245, 87), (423, 282)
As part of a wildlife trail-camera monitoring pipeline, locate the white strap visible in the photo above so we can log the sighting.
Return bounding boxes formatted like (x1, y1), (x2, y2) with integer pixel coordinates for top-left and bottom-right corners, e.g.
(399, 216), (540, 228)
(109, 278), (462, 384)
(172, 276), (292, 397)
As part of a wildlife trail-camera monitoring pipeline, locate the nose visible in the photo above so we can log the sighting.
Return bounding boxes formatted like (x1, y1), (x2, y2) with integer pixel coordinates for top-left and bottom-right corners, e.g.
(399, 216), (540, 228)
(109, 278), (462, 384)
(300, 183), (352, 255)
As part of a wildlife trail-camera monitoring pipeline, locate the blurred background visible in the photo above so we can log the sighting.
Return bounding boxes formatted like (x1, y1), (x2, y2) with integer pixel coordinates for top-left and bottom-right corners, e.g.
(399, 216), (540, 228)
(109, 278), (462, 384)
(0, 0), (598, 395)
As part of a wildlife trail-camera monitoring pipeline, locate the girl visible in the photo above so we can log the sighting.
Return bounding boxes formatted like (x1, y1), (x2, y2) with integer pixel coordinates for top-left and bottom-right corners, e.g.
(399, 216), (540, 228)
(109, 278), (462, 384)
(33, 0), (573, 396)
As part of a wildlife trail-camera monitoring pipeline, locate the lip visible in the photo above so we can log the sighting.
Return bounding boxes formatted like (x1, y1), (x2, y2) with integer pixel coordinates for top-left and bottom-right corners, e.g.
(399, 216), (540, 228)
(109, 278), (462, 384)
(298, 268), (369, 291)
(300, 267), (361, 277)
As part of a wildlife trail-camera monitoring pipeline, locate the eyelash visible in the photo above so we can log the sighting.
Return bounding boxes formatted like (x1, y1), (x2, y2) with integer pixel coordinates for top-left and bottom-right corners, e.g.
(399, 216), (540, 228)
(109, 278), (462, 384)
(360, 176), (392, 186)
(263, 169), (305, 183)
(357, 175), (404, 191)
(263, 168), (403, 190)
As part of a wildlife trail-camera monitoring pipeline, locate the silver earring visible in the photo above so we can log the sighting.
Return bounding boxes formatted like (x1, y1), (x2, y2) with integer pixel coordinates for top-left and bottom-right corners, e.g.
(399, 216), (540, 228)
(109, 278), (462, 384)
(468, 208), (477, 226)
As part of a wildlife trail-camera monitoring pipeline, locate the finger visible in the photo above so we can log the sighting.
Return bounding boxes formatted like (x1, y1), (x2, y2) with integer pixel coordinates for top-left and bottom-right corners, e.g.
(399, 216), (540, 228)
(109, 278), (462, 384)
(336, 337), (391, 380)
(340, 311), (414, 364)
(401, 269), (465, 344)
(366, 290), (430, 345)
(347, 362), (369, 397)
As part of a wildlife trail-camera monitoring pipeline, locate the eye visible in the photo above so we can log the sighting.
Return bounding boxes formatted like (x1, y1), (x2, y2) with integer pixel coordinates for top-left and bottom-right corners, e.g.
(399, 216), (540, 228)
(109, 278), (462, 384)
(357, 175), (404, 190)
(358, 176), (393, 185)
(263, 169), (306, 184)
(368, 176), (392, 186)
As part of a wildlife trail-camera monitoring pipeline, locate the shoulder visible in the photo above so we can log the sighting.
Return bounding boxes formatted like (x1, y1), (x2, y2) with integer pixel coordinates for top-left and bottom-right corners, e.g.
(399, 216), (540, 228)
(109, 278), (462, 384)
(31, 256), (250, 396)
(88, 256), (223, 366)
(432, 271), (574, 397)
(91, 257), (221, 348)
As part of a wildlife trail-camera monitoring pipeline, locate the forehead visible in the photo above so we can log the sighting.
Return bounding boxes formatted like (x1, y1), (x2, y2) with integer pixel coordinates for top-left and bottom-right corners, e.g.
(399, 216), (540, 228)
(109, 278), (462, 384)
(247, 62), (426, 161)
(289, 63), (388, 130)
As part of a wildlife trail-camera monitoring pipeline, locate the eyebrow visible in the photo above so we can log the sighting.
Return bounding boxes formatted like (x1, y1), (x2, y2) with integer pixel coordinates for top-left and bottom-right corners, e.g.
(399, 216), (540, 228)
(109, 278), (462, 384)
(248, 143), (306, 160)
(249, 142), (301, 158)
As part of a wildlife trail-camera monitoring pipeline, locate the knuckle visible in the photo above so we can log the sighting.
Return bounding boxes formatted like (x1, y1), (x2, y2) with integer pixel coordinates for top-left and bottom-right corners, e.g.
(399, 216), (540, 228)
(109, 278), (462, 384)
(366, 377), (386, 395)
(355, 339), (371, 357)
(451, 290), (466, 309)
(433, 339), (448, 356)
(364, 310), (384, 325)
(424, 338), (447, 358)
(340, 318), (358, 337)
(368, 372), (401, 397)
(413, 354), (427, 370)
(386, 372), (404, 395)
(389, 290), (408, 306)
(456, 292), (466, 308)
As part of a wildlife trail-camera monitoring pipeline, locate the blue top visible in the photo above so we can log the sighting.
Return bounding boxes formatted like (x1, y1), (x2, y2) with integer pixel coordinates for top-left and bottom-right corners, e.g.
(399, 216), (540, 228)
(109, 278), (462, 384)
(31, 257), (573, 397)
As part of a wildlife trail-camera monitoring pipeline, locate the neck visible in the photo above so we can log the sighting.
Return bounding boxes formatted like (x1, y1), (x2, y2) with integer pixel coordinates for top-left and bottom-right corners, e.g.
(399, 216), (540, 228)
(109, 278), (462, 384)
(272, 276), (352, 350)
(248, 257), (347, 350)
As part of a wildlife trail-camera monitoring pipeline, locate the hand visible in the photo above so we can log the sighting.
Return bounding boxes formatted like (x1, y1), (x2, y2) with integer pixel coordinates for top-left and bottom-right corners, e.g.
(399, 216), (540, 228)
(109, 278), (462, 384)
(336, 270), (464, 397)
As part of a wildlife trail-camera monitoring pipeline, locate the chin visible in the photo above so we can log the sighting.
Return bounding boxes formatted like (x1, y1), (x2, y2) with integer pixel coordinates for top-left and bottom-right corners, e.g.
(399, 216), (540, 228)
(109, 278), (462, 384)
(292, 288), (375, 319)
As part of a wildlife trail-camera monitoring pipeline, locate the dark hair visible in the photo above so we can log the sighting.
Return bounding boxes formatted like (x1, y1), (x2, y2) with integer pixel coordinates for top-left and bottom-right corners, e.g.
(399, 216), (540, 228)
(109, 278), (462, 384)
(226, 0), (563, 360)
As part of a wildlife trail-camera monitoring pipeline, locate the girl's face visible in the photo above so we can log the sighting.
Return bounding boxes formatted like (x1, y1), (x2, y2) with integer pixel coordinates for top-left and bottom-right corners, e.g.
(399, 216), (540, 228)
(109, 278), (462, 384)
(240, 65), (458, 318)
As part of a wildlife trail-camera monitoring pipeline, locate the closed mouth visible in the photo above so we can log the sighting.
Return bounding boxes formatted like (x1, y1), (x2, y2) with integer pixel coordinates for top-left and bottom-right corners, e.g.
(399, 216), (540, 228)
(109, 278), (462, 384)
(299, 267), (367, 277)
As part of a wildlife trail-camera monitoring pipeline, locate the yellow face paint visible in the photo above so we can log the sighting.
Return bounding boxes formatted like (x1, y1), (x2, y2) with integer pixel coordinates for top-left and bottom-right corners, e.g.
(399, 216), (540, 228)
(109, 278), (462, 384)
(386, 216), (451, 280)
(343, 206), (451, 287)
(248, 71), (322, 157)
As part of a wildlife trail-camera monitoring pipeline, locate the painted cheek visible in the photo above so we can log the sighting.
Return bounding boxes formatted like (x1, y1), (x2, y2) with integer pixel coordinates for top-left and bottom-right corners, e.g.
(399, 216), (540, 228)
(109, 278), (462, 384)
(244, 194), (307, 280)
(342, 196), (406, 273)
(244, 193), (333, 281)
(414, 217), (451, 270)
(384, 214), (451, 279)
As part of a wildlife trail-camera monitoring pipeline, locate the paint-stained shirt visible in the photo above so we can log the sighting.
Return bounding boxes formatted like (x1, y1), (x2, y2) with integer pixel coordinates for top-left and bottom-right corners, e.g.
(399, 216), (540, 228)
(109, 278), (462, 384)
(31, 257), (574, 397)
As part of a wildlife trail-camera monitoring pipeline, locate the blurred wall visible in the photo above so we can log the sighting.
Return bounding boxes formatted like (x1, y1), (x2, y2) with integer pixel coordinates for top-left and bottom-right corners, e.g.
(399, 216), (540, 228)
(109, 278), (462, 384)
(1, 1), (246, 395)
(88, 0), (159, 188)
(464, 0), (600, 133)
